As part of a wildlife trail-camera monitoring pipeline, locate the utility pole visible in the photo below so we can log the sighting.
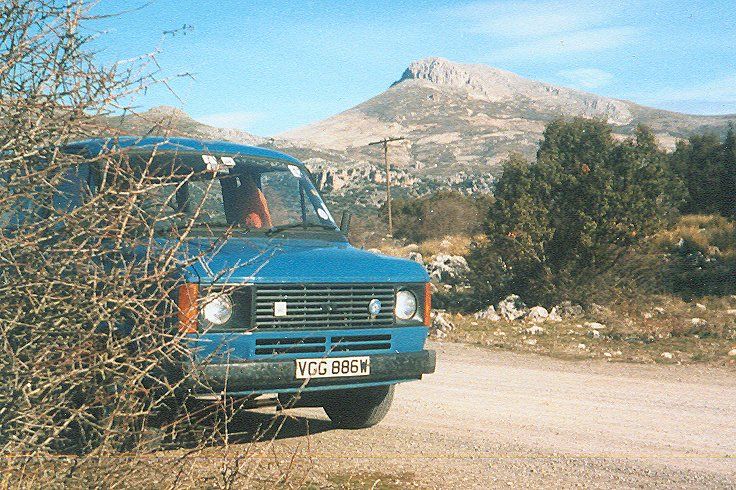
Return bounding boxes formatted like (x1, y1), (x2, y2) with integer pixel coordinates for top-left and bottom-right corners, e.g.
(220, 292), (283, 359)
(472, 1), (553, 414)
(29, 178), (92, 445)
(368, 136), (405, 237)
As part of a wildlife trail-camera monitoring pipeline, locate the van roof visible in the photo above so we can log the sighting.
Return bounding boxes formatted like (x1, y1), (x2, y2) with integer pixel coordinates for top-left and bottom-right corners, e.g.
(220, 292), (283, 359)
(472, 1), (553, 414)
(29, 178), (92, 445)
(63, 136), (304, 166)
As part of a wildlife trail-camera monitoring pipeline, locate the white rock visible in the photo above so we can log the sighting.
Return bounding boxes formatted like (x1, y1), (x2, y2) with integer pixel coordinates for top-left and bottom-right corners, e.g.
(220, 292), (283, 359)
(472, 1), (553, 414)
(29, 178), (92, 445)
(726, 309), (736, 316)
(604, 352), (612, 358)
(426, 253), (469, 284)
(498, 294), (529, 321)
(547, 308), (563, 322)
(691, 318), (708, 327)
(661, 352), (673, 360)
(524, 338), (538, 345)
(577, 343), (587, 350)
(695, 303), (707, 310)
(587, 330), (601, 339)
(526, 306), (549, 323)
(612, 350), (623, 356)
(473, 305), (501, 321)
(642, 312), (654, 319)
(431, 312), (455, 337)
(408, 251), (424, 264)
(524, 325), (545, 335)
(551, 301), (583, 319)
(728, 348), (736, 356)
(653, 307), (666, 315)
(584, 321), (606, 330)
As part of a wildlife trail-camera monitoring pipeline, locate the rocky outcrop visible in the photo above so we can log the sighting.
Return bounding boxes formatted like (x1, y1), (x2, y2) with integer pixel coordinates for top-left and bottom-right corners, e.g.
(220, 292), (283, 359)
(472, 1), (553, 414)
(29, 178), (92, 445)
(550, 301), (583, 320)
(426, 254), (469, 285)
(498, 294), (528, 321)
(473, 305), (501, 321)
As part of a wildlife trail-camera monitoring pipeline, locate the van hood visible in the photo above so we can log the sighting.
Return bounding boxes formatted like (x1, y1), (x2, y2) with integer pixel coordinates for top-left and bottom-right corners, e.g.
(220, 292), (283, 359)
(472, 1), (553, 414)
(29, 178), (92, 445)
(168, 236), (429, 284)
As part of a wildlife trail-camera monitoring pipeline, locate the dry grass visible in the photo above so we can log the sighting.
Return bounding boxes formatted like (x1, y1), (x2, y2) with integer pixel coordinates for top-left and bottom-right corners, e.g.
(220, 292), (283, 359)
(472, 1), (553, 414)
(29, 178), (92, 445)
(416, 235), (478, 257)
(375, 235), (477, 260)
(651, 214), (736, 256)
(446, 295), (736, 365)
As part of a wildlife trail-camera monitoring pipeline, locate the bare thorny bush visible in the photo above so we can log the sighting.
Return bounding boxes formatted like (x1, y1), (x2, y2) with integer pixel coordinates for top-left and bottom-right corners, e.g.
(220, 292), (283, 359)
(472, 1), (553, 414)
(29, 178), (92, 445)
(0, 2), (314, 487)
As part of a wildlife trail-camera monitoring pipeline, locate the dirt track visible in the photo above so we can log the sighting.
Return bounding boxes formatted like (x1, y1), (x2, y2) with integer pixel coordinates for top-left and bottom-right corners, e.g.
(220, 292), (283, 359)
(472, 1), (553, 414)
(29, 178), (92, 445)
(234, 341), (736, 488)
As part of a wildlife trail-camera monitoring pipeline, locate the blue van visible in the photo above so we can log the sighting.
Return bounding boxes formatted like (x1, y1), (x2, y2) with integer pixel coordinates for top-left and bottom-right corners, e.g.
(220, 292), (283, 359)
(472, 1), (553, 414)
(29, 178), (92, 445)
(56, 137), (436, 429)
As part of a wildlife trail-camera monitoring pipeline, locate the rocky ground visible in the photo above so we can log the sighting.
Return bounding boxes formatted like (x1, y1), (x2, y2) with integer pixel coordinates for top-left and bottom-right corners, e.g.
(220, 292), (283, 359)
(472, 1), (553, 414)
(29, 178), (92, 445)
(434, 295), (736, 366)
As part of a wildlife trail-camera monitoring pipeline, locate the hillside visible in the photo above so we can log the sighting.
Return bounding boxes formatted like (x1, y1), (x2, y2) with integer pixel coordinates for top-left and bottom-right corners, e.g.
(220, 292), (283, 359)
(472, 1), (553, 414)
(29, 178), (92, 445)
(281, 57), (734, 179)
(106, 58), (735, 207)
(108, 106), (266, 147)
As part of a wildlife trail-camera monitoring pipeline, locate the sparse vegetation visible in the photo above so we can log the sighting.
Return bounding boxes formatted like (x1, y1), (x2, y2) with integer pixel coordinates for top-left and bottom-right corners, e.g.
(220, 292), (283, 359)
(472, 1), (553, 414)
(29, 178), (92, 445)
(445, 293), (736, 365)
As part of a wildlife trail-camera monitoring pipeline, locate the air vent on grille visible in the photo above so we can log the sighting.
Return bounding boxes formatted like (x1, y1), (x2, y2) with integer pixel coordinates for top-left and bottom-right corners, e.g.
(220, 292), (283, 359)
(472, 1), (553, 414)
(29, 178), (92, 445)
(252, 333), (392, 357)
(255, 336), (326, 355)
(254, 284), (395, 330)
(332, 333), (392, 352)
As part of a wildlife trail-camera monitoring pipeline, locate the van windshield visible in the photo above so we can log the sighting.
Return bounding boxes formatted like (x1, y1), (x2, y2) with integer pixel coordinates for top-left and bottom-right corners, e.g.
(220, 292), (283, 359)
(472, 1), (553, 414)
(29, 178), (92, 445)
(144, 163), (337, 236)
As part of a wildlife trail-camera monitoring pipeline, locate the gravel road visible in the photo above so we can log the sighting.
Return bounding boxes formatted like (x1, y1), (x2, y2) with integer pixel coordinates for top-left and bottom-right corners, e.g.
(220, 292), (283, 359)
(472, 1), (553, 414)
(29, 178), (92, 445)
(234, 341), (736, 488)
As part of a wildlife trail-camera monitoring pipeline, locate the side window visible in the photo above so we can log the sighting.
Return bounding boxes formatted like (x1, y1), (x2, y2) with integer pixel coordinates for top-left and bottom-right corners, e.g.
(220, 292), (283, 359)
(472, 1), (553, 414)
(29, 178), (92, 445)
(186, 178), (228, 225)
(0, 165), (89, 228)
(53, 164), (90, 212)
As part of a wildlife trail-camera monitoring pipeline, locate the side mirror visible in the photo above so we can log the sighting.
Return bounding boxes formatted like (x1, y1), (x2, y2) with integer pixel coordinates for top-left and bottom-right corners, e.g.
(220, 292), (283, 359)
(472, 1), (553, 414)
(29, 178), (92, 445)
(340, 210), (352, 236)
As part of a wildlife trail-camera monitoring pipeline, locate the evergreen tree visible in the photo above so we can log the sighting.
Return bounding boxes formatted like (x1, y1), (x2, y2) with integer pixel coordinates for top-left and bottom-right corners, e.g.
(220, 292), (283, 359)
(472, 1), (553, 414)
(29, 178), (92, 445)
(468, 119), (682, 305)
(673, 133), (723, 214)
(720, 123), (736, 217)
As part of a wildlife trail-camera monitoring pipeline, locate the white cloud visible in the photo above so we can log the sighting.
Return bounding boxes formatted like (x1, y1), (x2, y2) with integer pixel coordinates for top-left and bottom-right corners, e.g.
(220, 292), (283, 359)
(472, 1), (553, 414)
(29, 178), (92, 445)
(488, 26), (638, 61)
(444, 1), (638, 60)
(558, 67), (614, 88)
(449, 1), (612, 38)
(195, 111), (262, 130)
(647, 74), (736, 104)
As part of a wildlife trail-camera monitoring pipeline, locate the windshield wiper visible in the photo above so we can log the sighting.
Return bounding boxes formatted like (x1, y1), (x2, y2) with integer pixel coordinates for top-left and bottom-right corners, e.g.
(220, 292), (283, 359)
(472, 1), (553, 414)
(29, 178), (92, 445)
(265, 222), (338, 235)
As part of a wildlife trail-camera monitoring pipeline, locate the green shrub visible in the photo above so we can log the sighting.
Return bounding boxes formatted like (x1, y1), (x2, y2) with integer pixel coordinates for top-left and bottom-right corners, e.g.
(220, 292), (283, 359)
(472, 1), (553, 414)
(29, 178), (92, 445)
(389, 191), (493, 243)
(468, 119), (684, 306)
(671, 123), (736, 218)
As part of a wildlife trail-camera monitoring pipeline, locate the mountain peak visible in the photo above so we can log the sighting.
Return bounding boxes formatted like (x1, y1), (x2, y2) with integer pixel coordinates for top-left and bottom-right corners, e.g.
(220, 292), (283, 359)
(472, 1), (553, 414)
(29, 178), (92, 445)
(394, 57), (541, 102)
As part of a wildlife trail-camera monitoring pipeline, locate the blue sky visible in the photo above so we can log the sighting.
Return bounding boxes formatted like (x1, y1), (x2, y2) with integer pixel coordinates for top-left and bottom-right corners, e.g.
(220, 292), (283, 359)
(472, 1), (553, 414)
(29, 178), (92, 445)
(94, 0), (736, 136)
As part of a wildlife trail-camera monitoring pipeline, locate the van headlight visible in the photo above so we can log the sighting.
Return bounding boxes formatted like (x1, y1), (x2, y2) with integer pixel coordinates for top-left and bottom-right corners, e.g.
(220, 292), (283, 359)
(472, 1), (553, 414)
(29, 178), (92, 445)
(395, 290), (417, 320)
(201, 294), (233, 325)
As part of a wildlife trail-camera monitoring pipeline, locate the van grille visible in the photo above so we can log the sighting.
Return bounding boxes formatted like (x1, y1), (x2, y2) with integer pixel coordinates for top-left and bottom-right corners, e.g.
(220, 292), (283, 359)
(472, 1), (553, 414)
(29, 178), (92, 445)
(254, 284), (395, 330)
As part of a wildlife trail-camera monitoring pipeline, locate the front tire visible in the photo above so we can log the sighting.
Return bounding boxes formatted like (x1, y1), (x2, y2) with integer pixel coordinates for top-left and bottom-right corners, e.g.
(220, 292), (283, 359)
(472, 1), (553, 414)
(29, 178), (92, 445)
(322, 384), (394, 429)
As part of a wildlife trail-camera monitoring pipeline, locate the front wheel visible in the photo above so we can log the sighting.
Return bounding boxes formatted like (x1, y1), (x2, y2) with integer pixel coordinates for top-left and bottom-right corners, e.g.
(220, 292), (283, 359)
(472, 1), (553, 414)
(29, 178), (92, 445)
(322, 384), (394, 429)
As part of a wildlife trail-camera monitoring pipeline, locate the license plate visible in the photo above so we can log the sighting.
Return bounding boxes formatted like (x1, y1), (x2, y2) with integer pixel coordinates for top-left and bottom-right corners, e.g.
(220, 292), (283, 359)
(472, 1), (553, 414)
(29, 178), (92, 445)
(295, 356), (370, 379)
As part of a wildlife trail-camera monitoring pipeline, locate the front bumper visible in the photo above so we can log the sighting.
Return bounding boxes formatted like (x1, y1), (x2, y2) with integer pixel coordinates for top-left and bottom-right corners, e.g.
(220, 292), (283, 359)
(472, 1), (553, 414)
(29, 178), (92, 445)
(185, 349), (436, 396)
